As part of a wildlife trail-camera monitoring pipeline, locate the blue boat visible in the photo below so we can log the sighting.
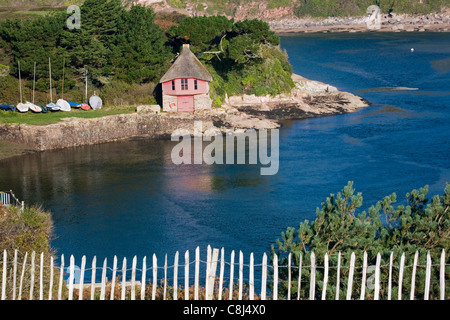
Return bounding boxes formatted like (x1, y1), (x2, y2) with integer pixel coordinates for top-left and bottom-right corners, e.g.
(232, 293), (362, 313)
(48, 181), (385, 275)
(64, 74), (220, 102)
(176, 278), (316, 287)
(68, 101), (81, 107)
(0, 104), (16, 111)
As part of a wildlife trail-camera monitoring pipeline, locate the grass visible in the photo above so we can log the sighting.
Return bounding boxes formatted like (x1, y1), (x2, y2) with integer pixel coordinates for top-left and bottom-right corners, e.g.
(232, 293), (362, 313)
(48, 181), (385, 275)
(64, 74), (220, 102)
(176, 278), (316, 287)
(0, 105), (137, 125)
(0, 6), (66, 21)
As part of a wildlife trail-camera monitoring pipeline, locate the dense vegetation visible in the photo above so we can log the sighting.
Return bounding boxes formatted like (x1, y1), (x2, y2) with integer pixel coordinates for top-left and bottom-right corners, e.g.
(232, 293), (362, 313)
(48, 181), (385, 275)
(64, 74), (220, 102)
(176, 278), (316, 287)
(272, 182), (450, 299)
(0, 204), (54, 255)
(166, 16), (294, 105)
(0, 0), (294, 108)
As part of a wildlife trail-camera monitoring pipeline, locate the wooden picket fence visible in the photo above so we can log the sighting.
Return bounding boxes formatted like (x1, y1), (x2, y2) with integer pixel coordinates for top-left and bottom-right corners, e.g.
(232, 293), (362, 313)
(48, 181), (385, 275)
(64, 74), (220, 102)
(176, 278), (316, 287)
(1, 246), (448, 300)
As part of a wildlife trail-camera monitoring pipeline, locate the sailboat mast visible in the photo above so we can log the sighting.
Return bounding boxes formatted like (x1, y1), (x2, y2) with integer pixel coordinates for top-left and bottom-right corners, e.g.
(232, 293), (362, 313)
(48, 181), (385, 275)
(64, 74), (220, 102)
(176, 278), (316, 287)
(49, 57), (52, 103)
(62, 57), (65, 100)
(33, 62), (36, 104)
(18, 61), (22, 103)
(85, 67), (88, 104)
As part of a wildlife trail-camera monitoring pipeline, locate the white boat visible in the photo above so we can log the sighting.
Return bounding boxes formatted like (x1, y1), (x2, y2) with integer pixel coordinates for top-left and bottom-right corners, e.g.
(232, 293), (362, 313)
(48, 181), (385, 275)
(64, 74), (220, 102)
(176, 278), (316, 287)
(56, 99), (71, 112)
(89, 94), (102, 110)
(16, 102), (29, 113)
(16, 60), (27, 112)
(26, 101), (42, 113)
(46, 102), (60, 111)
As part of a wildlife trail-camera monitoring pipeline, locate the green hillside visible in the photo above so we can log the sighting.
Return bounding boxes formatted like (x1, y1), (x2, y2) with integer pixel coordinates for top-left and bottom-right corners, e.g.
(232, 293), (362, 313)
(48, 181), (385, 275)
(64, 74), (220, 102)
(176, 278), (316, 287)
(0, 0), (448, 21)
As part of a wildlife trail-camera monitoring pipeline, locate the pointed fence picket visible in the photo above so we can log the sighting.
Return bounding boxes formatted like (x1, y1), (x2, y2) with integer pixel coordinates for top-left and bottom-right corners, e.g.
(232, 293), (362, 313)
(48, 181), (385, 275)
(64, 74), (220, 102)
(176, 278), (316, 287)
(0, 247), (448, 300)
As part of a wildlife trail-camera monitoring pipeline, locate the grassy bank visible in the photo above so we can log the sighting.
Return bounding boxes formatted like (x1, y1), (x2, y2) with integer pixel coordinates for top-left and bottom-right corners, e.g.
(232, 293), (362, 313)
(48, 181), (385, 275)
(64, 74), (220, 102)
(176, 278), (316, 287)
(0, 105), (136, 125)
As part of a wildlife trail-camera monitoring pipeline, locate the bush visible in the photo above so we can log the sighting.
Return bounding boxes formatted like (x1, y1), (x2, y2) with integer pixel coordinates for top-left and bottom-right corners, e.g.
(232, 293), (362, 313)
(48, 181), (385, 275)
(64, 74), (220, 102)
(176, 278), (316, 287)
(0, 204), (54, 256)
(272, 181), (450, 299)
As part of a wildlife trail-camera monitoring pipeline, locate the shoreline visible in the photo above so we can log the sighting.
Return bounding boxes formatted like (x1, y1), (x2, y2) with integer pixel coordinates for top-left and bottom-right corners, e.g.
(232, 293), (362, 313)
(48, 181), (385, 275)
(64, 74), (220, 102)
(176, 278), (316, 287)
(0, 74), (370, 161)
(269, 12), (450, 34)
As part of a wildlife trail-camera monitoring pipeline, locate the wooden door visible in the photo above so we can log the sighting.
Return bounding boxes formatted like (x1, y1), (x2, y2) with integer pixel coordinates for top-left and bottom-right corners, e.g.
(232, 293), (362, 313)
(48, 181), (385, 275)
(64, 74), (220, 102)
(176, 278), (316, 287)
(177, 95), (194, 112)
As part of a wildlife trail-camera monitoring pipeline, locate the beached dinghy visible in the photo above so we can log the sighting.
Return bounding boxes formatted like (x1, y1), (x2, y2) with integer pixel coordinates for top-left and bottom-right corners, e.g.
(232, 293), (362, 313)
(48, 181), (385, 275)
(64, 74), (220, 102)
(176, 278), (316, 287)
(68, 101), (81, 107)
(16, 61), (28, 112)
(89, 94), (102, 110)
(16, 102), (29, 112)
(0, 104), (15, 111)
(46, 102), (60, 111)
(56, 99), (71, 112)
(80, 103), (90, 110)
(27, 101), (42, 113)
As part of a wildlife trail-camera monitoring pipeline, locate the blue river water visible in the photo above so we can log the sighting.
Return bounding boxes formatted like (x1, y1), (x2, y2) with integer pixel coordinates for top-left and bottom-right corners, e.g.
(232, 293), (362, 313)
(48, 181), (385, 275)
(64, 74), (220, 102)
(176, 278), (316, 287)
(0, 33), (449, 276)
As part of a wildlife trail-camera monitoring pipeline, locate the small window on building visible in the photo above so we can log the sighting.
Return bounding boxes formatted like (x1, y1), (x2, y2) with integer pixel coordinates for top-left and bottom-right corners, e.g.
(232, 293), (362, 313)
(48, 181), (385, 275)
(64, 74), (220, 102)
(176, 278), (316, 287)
(172, 80), (175, 91)
(181, 78), (188, 90)
(194, 79), (198, 90)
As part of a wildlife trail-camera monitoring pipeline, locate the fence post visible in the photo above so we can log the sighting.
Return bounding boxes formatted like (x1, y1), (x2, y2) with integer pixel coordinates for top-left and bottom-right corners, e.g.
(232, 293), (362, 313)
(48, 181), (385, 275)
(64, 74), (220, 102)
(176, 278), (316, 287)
(273, 253), (278, 300)
(152, 254), (157, 300)
(40, 253), (45, 300)
(18, 252), (28, 300)
(194, 247), (199, 300)
(335, 251), (341, 300)
(346, 252), (355, 300)
(131, 256), (137, 300)
(184, 250), (189, 300)
(410, 251), (419, 300)
(68, 255), (74, 300)
(110, 256), (117, 300)
(2, 250), (6, 300)
(374, 253), (381, 300)
(90, 256), (97, 300)
(309, 252), (315, 300)
(229, 250), (235, 300)
(100, 257), (108, 300)
(49, 256), (54, 300)
(360, 251), (367, 300)
(322, 253), (328, 300)
(206, 248), (219, 300)
(297, 253), (302, 300)
(398, 253), (405, 300)
(218, 248), (225, 300)
(424, 251), (431, 300)
(238, 251), (243, 300)
(121, 257), (127, 300)
(205, 246), (211, 299)
(80, 256), (86, 300)
(141, 256), (147, 301)
(13, 250), (18, 300)
(173, 252), (178, 301)
(287, 253), (292, 300)
(261, 253), (267, 300)
(30, 251), (35, 300)
(163, 254), (167, 300)
(440, 249), (446, 300)
(387, 252), (393, 300)
(249, 253), (254, 300)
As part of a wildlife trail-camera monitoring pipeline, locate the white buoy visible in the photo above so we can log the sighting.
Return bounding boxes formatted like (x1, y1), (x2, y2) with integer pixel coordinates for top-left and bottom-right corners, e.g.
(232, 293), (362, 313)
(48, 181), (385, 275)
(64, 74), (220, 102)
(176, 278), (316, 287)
(411, 48), (414, 52)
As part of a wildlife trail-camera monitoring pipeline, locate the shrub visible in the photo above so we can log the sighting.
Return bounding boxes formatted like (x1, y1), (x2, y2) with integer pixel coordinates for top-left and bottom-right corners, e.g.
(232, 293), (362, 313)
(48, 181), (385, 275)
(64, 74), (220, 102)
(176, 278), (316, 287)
(272, 181), (450, 299)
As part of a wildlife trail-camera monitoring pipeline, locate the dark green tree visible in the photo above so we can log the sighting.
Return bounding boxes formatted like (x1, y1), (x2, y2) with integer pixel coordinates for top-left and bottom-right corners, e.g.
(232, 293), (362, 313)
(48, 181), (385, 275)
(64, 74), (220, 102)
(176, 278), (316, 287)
(272, 182), (449, 300)
(110, 5), (172, 84)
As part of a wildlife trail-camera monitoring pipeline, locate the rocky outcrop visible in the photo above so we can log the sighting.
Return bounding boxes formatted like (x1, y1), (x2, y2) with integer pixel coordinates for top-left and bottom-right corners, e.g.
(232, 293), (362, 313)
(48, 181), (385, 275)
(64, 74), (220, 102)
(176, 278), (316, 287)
(0, 74), (369, 153)
(269, 12), (450, 33)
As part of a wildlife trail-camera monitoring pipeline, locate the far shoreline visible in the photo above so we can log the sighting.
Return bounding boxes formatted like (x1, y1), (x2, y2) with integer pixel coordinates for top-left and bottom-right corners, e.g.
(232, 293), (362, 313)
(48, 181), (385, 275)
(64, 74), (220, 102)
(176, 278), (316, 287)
(269, 11), (450, 34)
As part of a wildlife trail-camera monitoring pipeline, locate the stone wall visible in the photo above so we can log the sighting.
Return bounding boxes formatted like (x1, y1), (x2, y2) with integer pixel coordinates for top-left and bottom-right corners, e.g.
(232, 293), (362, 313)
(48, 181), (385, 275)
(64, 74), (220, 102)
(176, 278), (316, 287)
(162, 94), (178, 112)
(194, 93), (212, 110)
(0, 113), (214, 151)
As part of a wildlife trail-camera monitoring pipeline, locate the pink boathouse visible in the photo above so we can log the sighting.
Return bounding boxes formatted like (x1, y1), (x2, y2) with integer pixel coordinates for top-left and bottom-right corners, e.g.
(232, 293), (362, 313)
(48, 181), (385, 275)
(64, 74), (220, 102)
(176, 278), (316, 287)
(160, 44), (213, 113)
